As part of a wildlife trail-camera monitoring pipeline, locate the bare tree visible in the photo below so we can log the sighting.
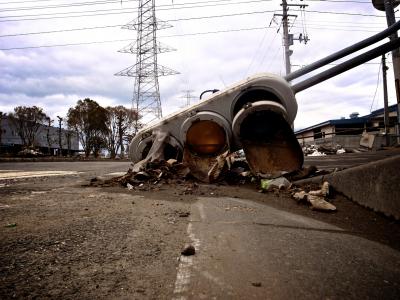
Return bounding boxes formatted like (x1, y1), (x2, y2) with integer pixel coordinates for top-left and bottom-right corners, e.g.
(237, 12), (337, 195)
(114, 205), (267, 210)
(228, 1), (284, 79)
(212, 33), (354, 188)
(105, 106), (138, 159)
(8, 106), (48, 149)
(67, 98), (108, 157)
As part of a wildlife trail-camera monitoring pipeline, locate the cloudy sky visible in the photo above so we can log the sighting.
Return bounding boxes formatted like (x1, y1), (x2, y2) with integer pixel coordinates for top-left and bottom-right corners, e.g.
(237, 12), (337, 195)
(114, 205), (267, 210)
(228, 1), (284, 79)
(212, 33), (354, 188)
(0, 0), (397, 130)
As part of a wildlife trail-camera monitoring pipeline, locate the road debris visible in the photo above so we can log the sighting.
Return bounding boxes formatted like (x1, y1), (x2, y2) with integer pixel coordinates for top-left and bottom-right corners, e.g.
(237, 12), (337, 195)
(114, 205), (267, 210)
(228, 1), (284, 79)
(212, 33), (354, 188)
(181, 244), (196, 256)
(291, 181), (336, 212)
(308, 195), (337, 211)
(303, 144), (350, 156)
(5, 223), (17, 228)
(178, 211), (190, 218)
(252, 282), (262, 287)
(260, 177), (291, 191)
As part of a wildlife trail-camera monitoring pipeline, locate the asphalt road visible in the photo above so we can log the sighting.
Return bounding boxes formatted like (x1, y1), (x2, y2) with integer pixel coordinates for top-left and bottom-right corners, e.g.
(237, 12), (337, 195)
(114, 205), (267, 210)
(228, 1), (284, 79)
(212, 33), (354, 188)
(304, 148), (400, 170)
(181, 197), (400, 299)
(1, 151), (400, 299)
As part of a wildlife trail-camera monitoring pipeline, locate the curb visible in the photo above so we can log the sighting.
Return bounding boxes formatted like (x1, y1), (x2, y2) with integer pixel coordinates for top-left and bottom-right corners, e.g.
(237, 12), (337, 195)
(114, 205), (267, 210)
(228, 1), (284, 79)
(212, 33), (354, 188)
(294, 155), (400, 220)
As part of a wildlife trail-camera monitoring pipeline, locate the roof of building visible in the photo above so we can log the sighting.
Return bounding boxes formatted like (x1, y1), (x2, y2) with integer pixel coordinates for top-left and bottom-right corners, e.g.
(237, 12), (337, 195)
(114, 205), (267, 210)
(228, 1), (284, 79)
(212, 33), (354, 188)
(295, 104), (397, 135)
(369, 103), (398, 117)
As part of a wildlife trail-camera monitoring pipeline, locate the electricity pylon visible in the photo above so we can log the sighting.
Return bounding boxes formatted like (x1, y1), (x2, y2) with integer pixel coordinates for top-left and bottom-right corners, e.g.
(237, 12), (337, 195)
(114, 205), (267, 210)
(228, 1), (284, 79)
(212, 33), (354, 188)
(115, 0), (179, 129)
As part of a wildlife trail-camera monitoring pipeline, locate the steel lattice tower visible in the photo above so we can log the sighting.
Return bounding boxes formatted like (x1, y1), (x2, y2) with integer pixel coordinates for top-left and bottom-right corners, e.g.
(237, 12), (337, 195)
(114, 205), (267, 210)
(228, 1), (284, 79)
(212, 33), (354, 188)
(115, 0), (178, 128)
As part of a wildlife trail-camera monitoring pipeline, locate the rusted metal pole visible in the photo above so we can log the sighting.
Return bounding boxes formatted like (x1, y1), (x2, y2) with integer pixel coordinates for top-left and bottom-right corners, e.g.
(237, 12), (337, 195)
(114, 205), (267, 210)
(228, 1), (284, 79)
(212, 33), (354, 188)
(292, 37), (400, 93)
(382, 54), (391, 146)
(384, 0), (400, 143)
(285, 20), (400, 82)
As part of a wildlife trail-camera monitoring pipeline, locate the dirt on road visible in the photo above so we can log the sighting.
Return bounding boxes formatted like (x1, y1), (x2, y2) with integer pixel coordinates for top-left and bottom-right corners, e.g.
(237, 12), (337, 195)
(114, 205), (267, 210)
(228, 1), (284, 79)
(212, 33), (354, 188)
(1, 170), (399, 299)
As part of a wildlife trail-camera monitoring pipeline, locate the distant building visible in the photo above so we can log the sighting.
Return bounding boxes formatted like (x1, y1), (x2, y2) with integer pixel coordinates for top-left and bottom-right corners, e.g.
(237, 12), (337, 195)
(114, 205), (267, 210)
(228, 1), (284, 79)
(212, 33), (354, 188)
(295, 104), (398, 148)
(0, 115), (79, 155)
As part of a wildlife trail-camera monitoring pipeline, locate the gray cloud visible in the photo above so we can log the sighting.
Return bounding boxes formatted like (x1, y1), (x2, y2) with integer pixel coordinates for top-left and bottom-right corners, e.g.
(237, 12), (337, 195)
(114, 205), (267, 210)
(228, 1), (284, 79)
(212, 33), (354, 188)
(0, 0), (394, 130)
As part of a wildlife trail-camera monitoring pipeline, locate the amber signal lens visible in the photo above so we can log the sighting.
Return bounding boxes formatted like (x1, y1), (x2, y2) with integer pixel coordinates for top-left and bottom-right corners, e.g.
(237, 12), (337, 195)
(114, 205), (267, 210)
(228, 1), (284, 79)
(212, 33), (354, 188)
(186, 120), (226, 155)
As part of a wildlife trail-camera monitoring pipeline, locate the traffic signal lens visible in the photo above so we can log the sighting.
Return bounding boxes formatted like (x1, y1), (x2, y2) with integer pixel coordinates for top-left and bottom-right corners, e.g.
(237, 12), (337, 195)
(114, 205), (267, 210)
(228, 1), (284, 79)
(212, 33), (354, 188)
(186, 120), (226, 155)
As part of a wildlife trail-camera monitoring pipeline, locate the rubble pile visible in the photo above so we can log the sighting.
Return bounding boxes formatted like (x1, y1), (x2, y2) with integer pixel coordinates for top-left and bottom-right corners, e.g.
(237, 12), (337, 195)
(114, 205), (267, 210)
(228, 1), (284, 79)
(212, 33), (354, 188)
(17, 148), (44, 157)
(302, 144), (347, 156)
(91, 159), (193, 190)
(89, 150), (337, 213)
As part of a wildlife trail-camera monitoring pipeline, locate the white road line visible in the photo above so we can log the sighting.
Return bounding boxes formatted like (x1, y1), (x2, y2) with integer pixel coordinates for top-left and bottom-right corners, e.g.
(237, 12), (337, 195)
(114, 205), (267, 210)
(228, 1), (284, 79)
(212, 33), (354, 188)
(104, 172), (126, 176)
(0, 171), (78, 180)
(172, 204), (203, 300)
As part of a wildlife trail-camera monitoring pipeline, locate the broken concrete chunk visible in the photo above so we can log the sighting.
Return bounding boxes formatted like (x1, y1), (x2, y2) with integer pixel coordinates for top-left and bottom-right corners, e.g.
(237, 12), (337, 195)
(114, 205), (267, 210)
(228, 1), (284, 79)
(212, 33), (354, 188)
(321, 181), (329, 196)
(134, 171), (150, 181)
(308, 195), (336, 211)
(252, 282), (262, 287)
(293, 191), (307, 202)
(207, 151), (229, 183)
(292, 181), (335, 212)
(178, 212), (190, 218)
(308, 181), (330, 197)
(181, 244), (196, 256)
(167, 159), (178, 166)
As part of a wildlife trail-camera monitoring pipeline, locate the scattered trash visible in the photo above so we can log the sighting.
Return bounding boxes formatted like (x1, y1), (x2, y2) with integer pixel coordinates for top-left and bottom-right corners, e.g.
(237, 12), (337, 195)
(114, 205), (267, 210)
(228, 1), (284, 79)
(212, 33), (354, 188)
(5, 223), (17, 228)
(336, 148), (346, 154)
(260, 177), (291, 191)
(126, 183), (134, 190)
(181, 244), (196, 256)
(17, 148), (44, 157)
(302, 144), (352, 156)
(293, 191), (307, 202)
(308, 195), (336, 211)
(291, 181), (336, 212)
(308, 181), (329, 197)
(307, 150), (326, 157)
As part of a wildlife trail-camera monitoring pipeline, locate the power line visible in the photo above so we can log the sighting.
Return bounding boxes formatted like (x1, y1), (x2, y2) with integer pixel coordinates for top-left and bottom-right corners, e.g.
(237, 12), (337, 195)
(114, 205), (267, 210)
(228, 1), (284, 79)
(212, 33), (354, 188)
(0, 26), (273, 51)
(0, 0), (267, 13)
(0, 10), (276, 38)
(2, 20), (390, 51)
(307, 0), (370, 3)
(0, 6), (385, 24)
(304, 9), (386, 18)
(290, 25), (380, 33)
(370, 61), (383, 112)
(0, 0), (121, 4)
(0, 0), (270, 22)
(0, 0), (133, 12)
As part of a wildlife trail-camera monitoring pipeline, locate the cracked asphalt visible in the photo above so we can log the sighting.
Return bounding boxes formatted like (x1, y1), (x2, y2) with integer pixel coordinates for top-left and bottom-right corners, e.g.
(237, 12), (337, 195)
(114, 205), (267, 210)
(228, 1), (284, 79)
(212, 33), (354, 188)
(0, 159), (399, 299)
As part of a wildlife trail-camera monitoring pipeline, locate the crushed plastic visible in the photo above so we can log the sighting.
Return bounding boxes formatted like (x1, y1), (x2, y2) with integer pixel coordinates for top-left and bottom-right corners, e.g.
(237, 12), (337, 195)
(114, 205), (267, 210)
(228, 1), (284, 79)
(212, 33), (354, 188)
(260, 177), (291, 191)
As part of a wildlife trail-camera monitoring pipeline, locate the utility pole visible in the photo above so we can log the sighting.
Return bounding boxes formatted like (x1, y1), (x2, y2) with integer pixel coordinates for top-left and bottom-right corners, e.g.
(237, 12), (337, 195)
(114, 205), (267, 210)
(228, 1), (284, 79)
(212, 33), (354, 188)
(382, 54), (391, 146)
(384, 0), (400, 142)
(57, 116), (62, 156)
(282, 0), (291, 75)
(373, 0), (400, 142)
(275, 1), (309, 76)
